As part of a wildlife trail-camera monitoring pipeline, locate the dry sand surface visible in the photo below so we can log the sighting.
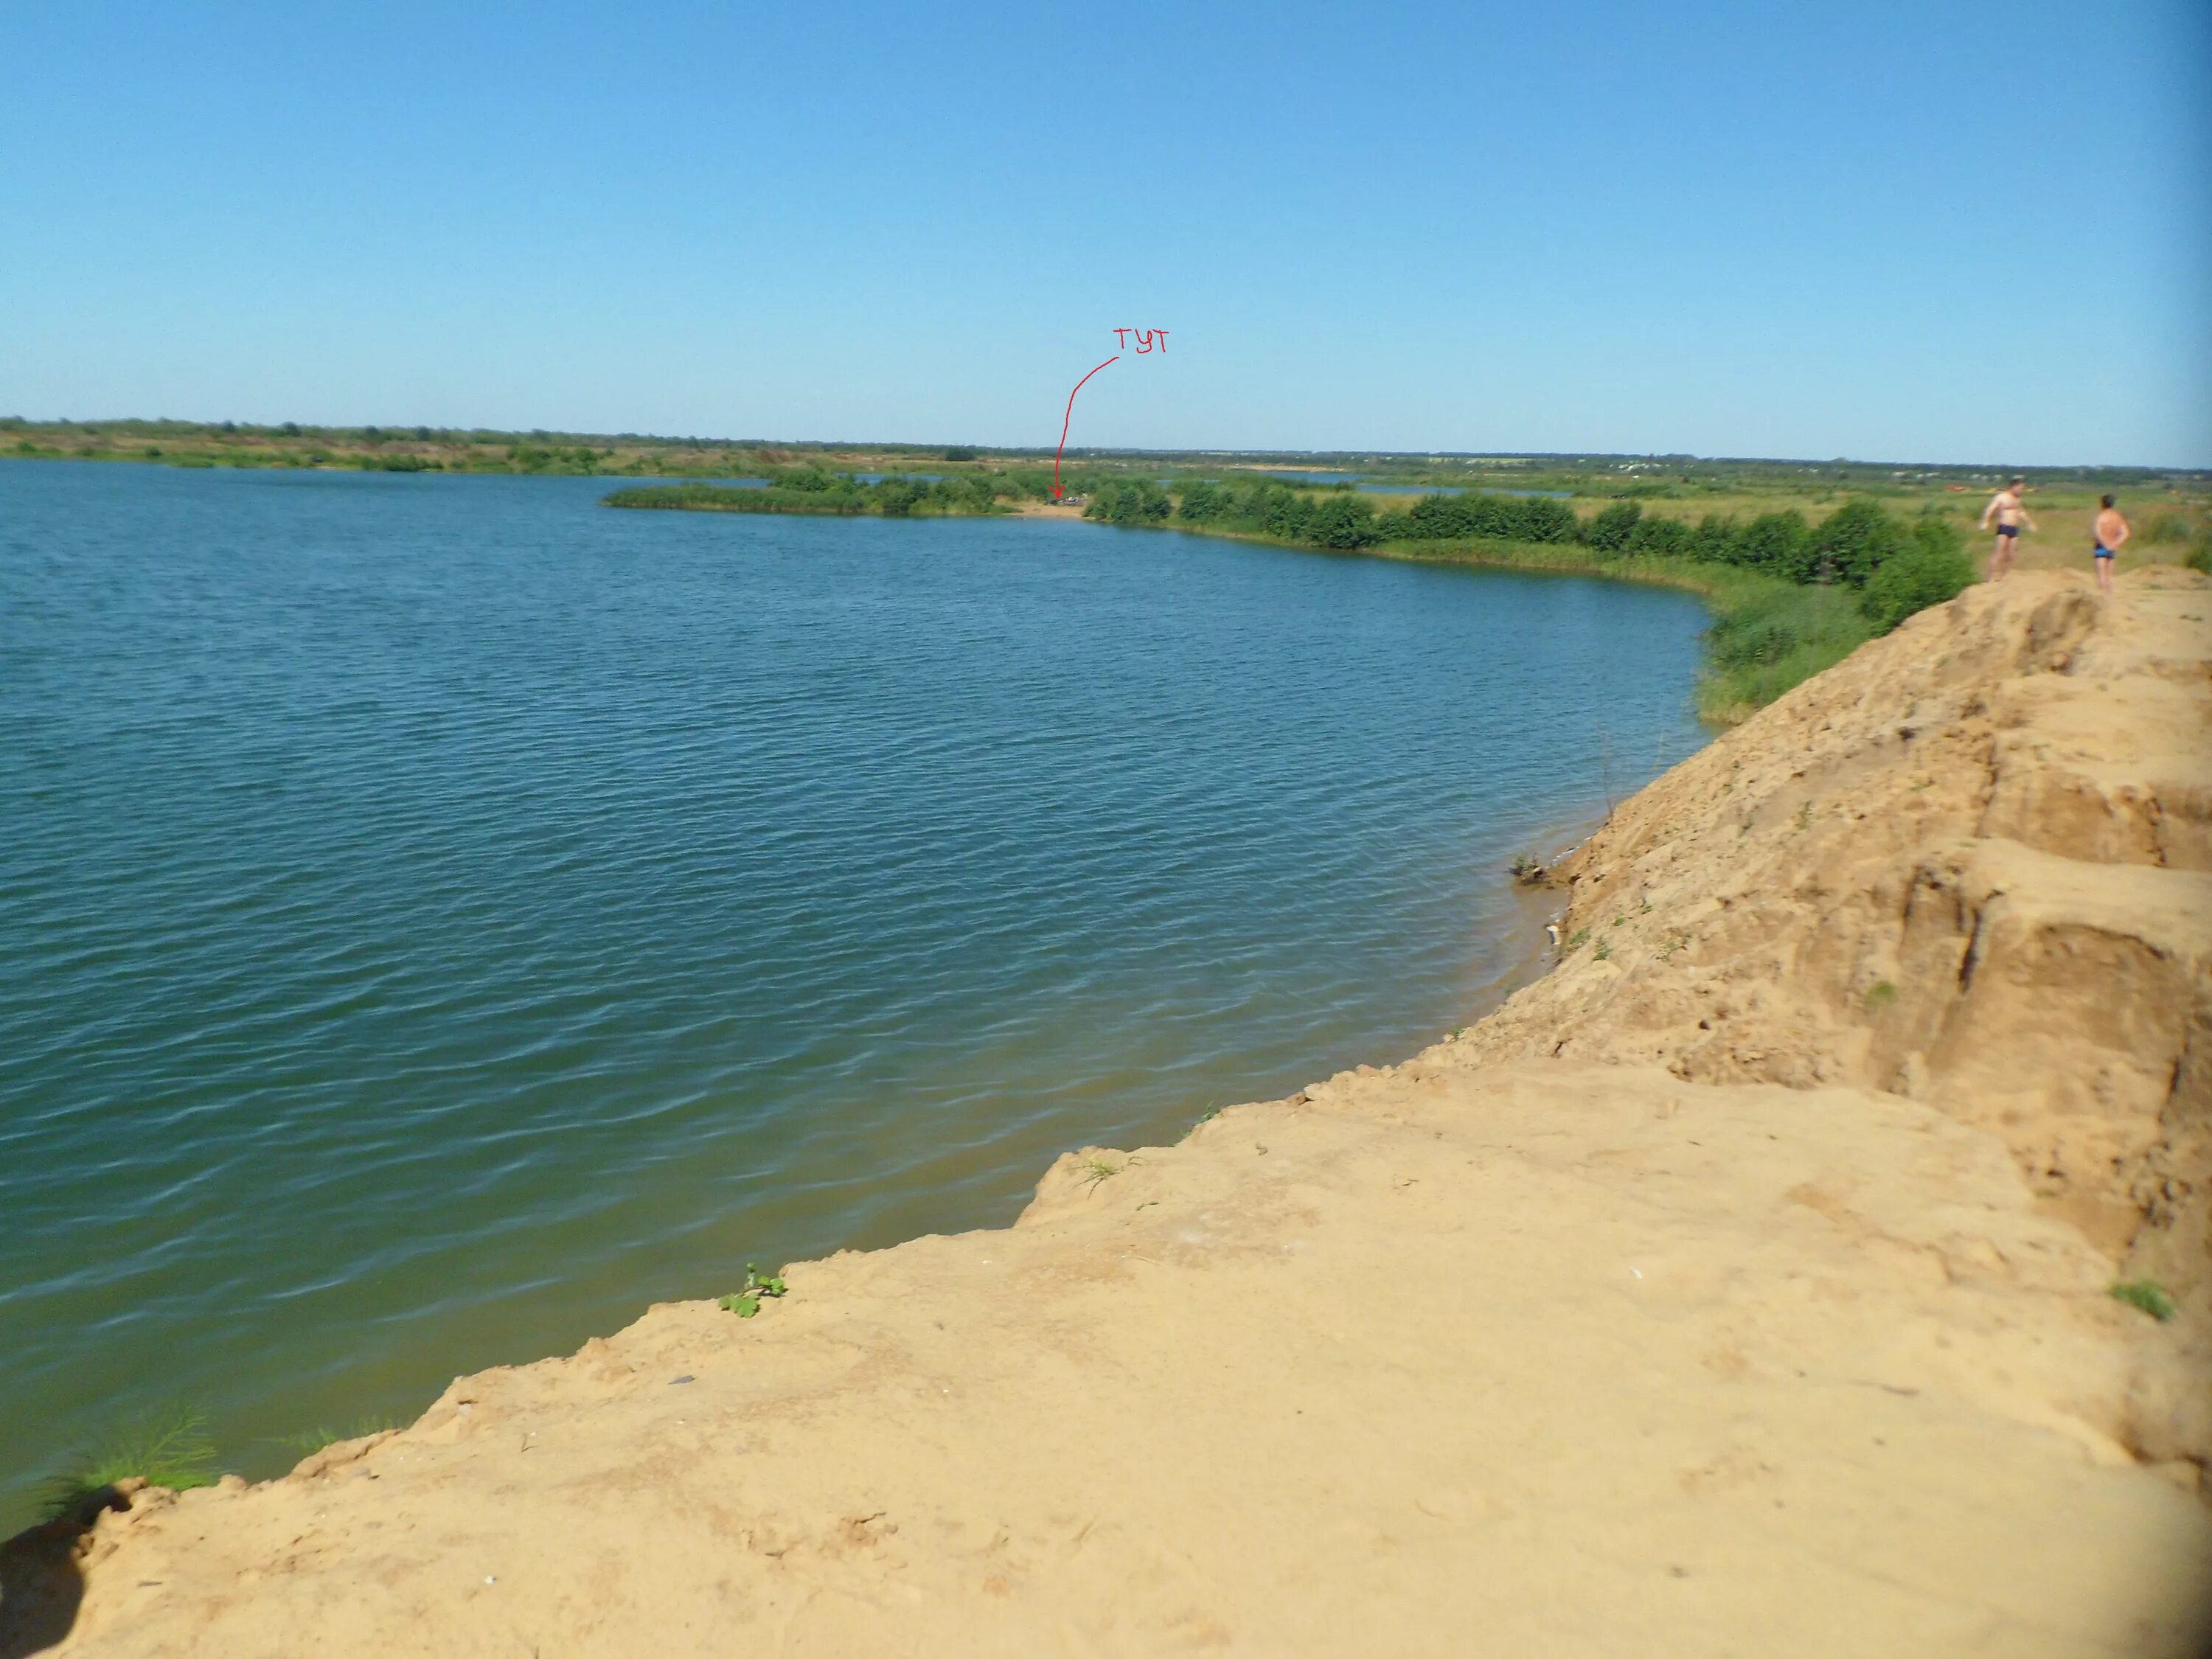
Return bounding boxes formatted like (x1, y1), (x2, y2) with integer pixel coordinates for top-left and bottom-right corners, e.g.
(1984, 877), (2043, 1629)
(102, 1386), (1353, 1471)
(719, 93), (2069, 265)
(5, 570), (2209, 1657)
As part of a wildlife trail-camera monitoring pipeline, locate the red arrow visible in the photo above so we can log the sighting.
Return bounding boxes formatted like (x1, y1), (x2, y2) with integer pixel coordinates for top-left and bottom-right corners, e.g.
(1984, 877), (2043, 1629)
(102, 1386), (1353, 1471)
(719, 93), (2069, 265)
(1051, 355), (1120, 498)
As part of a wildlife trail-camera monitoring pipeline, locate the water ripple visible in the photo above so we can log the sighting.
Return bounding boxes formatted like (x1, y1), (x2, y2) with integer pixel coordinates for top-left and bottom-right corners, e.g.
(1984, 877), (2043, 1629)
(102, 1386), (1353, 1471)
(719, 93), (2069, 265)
(0, 462), (1708, 1526)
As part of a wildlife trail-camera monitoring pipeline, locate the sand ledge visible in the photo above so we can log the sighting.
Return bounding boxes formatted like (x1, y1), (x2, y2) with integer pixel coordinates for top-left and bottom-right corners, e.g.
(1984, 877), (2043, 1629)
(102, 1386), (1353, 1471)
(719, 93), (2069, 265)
(7, 570), (2210, 1657)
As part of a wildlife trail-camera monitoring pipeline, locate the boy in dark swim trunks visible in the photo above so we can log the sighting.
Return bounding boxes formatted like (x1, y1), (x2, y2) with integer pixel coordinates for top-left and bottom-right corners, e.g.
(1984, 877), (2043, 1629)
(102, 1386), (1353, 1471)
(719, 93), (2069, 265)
(1978, 478), (2035, 580)
(2092, 494), (2129, 597)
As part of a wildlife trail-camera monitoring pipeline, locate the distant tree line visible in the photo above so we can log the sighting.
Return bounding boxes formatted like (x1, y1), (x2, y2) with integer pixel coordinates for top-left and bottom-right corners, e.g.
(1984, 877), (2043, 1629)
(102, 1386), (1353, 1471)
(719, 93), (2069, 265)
(1084, 478), (1581, 549)
(1085, 479), (1973, 634)
(606, 467), (1009, 518)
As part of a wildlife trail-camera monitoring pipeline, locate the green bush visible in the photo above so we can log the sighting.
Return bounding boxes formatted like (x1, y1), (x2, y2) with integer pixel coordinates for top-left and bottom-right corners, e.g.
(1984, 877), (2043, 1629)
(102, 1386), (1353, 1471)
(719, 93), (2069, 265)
(1582, 500), (1642, 554)
(1176, 481), (1231, 524)
(1086, 480), (1172, 526)
(1304, 493), (1382, 548)
(1256, 484), (1313, 539)
(1861, 517), (1974, 632)
(1517, 498), (1579, 543)
(1731, 510), (1815, 580)
(1808, 498), (1905, 588)
(1689, 513), (1736, 563)
(875, 477), (929, 515)
(1396, 492), (1576, 545)
(1402, 493), (1469, 538)
(1630, 515), (1694, 557)
(935, 473), (1000, 512)
(1700, 582), (1874, 714)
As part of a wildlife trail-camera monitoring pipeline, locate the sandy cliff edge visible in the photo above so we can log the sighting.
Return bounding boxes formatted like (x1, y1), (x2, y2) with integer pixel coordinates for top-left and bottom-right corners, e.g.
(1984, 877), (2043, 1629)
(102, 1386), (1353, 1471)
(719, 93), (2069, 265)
(6, 569), (2209, 1658)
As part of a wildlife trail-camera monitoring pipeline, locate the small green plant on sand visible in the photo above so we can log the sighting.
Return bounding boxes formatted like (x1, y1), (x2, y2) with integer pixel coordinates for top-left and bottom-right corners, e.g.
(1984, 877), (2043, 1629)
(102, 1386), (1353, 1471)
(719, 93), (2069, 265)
(721, 1262), (789, 1319)
(1593, 936), (1613, 961)
(1655, 933), (1690, 961)
(41, 1406), (219, 1520)
(1079, 1153), (1139, 1189)
(1794, 801), (1814, 832)
(2110, 1280), (2177, 1322)
(1509, 853), (1544, 883)
(273, 1415), (401, 1457)
(1566, 928), (1590, 950)
(1865, 980), (1898, 1009)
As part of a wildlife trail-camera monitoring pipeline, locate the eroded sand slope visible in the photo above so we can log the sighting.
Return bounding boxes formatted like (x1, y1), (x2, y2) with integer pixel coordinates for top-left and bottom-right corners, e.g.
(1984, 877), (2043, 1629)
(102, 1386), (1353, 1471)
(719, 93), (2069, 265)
(9, 571), (2210, 1657)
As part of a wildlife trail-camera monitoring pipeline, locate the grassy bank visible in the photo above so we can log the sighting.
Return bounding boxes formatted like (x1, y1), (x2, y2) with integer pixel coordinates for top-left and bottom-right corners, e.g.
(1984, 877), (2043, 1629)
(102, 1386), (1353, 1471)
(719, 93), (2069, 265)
(604, 472), (1009, 518)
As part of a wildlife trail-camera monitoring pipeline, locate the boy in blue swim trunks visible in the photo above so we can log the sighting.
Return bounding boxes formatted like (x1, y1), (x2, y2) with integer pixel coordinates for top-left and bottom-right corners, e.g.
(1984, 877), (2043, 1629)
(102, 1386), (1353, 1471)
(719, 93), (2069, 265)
(2092, 494), (2129, 597)
(1978, 478), (2035, 581)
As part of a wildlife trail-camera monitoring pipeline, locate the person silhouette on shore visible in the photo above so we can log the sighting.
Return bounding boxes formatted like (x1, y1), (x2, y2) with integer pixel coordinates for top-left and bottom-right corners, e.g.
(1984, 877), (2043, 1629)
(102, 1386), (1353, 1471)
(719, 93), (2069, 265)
(1978, 478), (2035, 580)
(2092, 494), (2129, 598)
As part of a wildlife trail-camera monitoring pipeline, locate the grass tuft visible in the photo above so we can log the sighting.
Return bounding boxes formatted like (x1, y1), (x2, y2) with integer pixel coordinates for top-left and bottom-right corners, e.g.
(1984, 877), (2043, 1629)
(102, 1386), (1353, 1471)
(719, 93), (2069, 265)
(1077, 1154), (1137, 1189)
(40, 1407), (219, 1520)
(271, 1416), (401, 1458)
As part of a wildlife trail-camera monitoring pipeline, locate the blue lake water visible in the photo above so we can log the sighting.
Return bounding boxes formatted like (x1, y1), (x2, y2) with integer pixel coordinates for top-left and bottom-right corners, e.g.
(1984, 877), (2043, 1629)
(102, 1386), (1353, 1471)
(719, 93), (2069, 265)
(0, 462), (1710, 1526)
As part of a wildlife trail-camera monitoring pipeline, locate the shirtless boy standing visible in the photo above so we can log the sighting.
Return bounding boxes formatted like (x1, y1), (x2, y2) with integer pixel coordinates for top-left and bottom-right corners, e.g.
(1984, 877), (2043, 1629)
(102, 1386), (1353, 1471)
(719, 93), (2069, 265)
(1978, 477), (2035, 580)
(2092, 493), (2129, 597)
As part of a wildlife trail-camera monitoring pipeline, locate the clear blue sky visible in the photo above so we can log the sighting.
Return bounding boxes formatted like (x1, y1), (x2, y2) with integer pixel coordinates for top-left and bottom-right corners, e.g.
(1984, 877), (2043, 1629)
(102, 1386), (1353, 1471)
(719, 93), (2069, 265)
(4, 1), (2206, 465)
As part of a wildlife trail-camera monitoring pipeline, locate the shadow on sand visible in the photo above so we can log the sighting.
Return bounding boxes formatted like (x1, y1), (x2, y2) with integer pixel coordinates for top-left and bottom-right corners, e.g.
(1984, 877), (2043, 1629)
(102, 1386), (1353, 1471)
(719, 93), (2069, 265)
(0, 1486), (134, 1658)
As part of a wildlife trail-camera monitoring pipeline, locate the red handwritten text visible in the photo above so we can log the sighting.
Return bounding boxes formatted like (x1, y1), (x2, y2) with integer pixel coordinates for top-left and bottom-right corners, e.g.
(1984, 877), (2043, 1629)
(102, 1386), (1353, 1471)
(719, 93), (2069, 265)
(1111, 328), (1169, 354)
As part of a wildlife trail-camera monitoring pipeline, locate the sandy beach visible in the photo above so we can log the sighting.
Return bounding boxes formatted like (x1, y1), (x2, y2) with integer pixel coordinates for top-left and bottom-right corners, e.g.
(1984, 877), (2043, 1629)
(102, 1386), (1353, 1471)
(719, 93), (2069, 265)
(5, 568), (2208, 1657)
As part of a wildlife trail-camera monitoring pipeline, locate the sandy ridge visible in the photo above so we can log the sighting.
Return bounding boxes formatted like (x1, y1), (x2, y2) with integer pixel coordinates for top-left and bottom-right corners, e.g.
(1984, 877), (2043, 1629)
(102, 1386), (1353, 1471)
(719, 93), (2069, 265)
(6, 570), (2209, 1656)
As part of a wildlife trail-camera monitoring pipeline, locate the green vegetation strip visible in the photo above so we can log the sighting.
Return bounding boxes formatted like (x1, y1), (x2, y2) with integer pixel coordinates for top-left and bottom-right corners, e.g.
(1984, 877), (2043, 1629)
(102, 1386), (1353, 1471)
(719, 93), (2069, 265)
(605, 470), (1006, 518)
(39, 1407), (218, 1523)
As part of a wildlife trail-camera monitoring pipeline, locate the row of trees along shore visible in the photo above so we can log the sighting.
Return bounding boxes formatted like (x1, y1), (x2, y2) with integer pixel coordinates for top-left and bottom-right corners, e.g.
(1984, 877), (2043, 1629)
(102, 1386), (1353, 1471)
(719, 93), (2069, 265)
(605, 467), (1009, 516)
(1085, 478), (1979, 717)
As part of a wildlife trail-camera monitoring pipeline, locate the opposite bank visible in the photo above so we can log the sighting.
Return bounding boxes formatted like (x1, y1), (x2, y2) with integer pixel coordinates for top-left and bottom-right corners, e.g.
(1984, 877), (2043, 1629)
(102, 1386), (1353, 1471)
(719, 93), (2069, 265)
(4, 570), (2208, 1658)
